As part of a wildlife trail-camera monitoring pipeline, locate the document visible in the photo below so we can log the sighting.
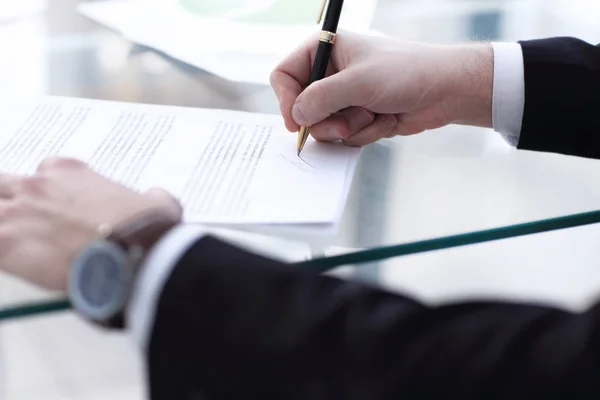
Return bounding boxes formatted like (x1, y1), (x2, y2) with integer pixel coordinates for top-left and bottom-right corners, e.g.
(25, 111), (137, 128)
(0, 96), (360, 230)
(77, 0), (379, 85)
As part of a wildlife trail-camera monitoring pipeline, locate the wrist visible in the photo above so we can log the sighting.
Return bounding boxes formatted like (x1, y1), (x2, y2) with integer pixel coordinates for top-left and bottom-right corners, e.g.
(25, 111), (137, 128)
(68, 211), (181, 329)
(440, 43), (494, 128)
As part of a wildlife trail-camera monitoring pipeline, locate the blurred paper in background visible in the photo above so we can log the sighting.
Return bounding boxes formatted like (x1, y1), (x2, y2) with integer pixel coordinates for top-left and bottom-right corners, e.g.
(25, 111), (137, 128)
(78, 0), (378, 85)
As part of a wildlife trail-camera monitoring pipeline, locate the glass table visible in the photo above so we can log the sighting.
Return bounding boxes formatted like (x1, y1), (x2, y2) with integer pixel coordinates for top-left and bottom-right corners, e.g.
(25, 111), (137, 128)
(2, 0), (600, 321)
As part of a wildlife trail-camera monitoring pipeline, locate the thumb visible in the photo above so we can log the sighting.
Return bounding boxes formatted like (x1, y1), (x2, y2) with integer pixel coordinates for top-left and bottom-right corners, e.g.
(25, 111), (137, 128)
(292, 69), (363, 127)
(144, 187), (183, 218)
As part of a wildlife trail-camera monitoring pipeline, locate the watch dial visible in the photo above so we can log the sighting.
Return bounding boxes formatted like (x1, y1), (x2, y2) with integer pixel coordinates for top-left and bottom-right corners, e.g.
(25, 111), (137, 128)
(69, 241), (131, 321)
(79, 252), (122, 308)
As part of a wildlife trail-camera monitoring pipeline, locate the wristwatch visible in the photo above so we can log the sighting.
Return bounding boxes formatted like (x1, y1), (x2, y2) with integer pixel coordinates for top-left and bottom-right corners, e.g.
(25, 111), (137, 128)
(68, 210), (180, 329)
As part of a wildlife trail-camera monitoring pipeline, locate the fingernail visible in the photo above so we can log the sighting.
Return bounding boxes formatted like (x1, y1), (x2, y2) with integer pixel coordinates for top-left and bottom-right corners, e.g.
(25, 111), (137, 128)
(385, 115), (398, 133)
(331, 126), (346, 139)
(357, 108), (375, 127)
(292, 103), (307, 125)
(321, 126), (343, 140)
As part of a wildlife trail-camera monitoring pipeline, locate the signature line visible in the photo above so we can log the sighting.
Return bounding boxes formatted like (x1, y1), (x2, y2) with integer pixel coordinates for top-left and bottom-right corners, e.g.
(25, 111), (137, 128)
(298, 155), (315, 169)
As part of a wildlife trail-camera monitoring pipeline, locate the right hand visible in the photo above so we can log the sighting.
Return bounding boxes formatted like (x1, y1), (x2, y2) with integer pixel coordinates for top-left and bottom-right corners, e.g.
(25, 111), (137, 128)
(270, 30), (493, 146)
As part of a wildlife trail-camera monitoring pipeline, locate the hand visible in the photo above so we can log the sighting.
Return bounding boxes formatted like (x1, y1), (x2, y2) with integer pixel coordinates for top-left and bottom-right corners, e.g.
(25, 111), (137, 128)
(270, 30), (493, 146)
(0, 157), (182, 291)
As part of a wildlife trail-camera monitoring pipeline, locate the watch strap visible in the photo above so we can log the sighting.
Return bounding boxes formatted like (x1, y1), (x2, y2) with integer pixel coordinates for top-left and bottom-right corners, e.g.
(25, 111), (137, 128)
(96, 211), (180, 329)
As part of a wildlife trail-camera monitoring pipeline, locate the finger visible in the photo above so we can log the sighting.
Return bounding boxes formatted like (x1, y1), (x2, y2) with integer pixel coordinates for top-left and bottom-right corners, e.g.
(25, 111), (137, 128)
(271, 33), (319, 88)
(385, 123), (418, 137)
(292, 68), (367, 127)
(271, 38), (338, 133)
(311, 107), (375, 142)
(343, 114), (398, 147)
(0, 174), (21, 198)
(144, 187), (183, 218)
(271, 70), (304, 133)
(270, 34), (320, 133)
(37, 156), (87, 173)
(272, 67), (338, 133)
(389, 113), (435, 137)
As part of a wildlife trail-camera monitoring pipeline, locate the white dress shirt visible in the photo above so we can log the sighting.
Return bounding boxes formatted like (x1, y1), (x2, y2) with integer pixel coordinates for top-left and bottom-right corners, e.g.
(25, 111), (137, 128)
(491, 42), (525, 146)
(126, 42), (527, 351)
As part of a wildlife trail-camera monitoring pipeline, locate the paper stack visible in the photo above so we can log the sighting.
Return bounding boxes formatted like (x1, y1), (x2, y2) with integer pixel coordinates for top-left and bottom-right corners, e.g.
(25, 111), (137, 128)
(0, 96), (360, 234)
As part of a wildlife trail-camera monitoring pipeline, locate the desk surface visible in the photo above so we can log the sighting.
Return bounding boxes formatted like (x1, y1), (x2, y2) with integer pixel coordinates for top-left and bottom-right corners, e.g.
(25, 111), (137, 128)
(1, 0), (600, 308)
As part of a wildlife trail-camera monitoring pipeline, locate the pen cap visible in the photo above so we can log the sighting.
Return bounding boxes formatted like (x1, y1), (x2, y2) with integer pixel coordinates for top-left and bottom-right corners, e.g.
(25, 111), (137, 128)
(322, 0), (344, 32)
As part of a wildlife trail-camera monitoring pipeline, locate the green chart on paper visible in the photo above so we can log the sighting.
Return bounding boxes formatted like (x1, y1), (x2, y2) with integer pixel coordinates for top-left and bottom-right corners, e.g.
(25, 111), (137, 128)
(180, 0), (322, 24)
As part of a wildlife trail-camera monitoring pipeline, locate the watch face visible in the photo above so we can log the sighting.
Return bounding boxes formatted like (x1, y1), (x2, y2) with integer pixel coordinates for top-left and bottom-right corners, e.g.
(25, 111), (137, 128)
(69, 241), (132, 322)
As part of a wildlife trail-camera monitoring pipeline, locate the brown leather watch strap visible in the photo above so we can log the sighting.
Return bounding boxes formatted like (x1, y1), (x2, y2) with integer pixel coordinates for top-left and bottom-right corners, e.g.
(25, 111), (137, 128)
(98, 210), (181, 329)
(107, 211), (181, 254)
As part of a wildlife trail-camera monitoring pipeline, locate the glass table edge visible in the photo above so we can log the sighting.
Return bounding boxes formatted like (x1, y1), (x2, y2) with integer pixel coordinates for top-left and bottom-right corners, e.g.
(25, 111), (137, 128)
(3, 207), (600, 321)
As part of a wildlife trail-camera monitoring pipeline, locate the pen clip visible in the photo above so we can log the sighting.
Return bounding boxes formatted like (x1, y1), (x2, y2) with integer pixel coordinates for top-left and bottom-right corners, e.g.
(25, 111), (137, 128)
(317, 0), (328, 24)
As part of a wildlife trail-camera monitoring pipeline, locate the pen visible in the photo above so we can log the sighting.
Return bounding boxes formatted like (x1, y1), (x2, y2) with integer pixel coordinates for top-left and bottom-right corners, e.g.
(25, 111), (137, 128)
(297, 0), (345, 156)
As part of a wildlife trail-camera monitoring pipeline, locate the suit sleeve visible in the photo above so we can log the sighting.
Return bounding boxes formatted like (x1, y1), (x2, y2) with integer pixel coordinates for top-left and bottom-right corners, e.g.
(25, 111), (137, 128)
(146, 235), (600, 399)
(517, 37), (600, 159)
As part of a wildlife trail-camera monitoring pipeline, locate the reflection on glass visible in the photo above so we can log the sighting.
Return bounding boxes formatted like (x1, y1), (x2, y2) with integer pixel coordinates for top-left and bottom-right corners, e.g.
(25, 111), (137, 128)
(468, 7), (503, 40)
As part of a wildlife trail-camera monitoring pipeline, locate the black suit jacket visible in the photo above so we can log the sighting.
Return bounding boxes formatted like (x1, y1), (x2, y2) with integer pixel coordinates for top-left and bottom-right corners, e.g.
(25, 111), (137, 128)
(145, 37), (600, 399)
(147, 237), (600, 399)
(517, 37), (600, 158)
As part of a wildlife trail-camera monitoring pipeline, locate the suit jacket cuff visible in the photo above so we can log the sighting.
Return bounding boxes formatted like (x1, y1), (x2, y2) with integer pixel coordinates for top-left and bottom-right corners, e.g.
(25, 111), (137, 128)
(516, 37), (600, 159)
(127, 224), (206, 351)
(491, 42), (525, 146)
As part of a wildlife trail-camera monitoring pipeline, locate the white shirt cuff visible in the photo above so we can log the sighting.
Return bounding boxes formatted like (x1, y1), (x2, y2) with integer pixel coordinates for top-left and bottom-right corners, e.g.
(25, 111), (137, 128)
(127, 224), (206, 351)
(491, 42), (525, 146)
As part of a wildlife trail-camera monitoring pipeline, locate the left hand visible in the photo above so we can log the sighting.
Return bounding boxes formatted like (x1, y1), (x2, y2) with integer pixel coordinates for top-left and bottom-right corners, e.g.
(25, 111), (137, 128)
(0, 157), (182, 291)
